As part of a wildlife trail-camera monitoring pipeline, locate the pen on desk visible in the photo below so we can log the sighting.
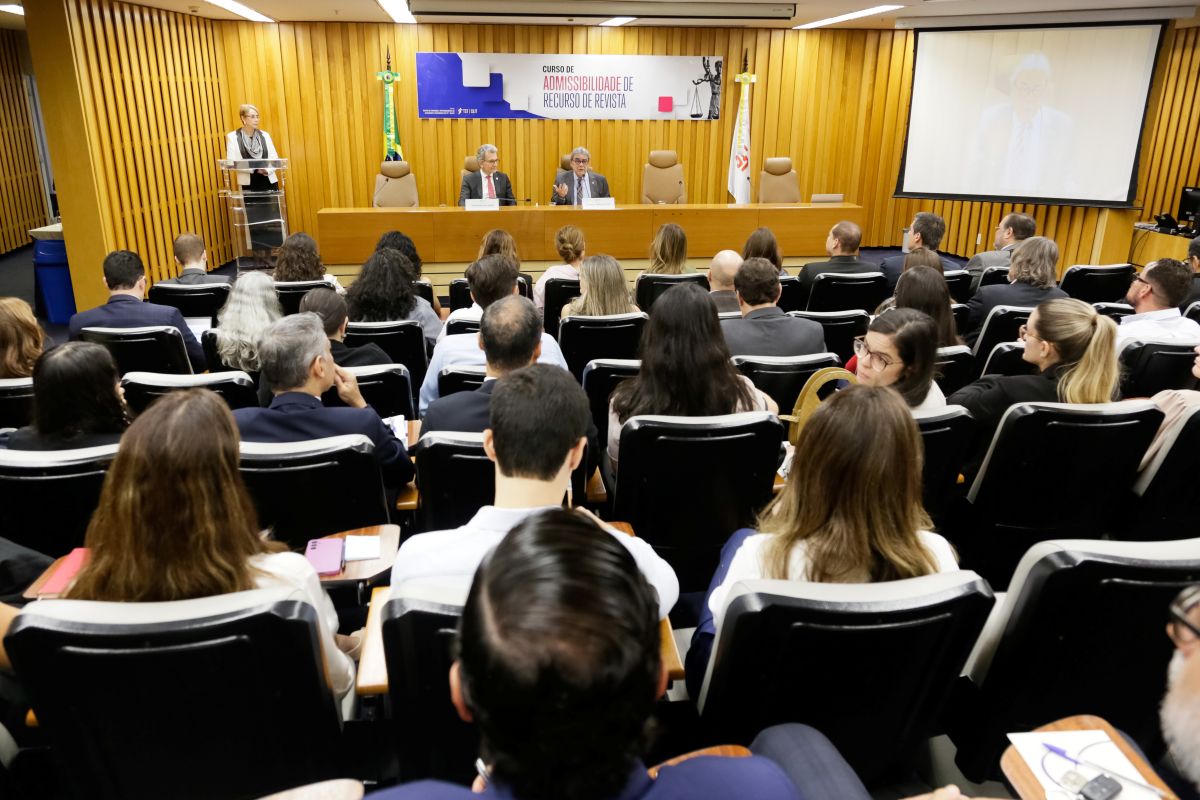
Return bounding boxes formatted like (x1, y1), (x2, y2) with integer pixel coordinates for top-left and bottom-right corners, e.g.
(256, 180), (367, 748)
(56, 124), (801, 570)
(1042, 742), (1167, 797)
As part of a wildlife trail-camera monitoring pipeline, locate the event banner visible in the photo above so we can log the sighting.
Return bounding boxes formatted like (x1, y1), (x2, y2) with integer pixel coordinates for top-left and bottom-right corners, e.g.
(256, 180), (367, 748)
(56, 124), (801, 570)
(416, 52), (724, 120)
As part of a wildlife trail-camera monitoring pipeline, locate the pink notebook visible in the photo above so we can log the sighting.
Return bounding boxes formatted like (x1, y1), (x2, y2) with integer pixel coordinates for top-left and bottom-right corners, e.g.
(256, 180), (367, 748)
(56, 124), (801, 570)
(305, 539), (344, 576)
(42, 548), (90, 596)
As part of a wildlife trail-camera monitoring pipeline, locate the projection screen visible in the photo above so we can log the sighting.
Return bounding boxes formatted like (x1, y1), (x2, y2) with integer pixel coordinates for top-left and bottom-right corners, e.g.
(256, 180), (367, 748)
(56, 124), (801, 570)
(896, 24), (1162, 207)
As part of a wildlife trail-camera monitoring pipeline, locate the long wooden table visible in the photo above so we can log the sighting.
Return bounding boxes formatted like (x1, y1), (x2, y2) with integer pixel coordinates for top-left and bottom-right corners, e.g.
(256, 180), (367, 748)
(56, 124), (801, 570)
(317, 203), (864, 265)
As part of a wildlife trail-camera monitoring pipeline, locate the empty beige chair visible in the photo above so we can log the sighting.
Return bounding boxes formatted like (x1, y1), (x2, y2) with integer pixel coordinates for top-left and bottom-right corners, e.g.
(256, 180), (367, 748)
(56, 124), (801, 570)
(373, 161), (419, 208)
(641, 150), (686, 204)
(758, 157), (800, 204)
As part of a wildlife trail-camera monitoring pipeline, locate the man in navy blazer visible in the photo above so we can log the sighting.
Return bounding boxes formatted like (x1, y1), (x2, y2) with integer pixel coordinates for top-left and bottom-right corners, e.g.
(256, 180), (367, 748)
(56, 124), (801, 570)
(458, 144), (516, 206)
(878, 212), (959, 290)
(68, 250), (206, 372)
(233, 313), (414, 488)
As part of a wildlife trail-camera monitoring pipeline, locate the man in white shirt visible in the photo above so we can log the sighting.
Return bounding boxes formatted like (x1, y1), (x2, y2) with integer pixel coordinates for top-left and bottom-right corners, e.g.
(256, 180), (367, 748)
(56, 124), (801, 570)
(1118, 258), (1200, 349)
(423, 254), (567, 414)
(392, 364), (678, 619)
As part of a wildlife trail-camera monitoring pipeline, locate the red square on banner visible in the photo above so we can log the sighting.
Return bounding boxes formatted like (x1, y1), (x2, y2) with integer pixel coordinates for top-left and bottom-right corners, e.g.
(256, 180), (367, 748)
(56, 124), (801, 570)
(658, 96), (673, 113)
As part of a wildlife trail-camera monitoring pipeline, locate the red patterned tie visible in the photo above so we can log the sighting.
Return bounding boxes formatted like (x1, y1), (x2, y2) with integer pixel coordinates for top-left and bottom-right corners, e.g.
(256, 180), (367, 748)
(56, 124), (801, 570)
(486, 174), (496, 200)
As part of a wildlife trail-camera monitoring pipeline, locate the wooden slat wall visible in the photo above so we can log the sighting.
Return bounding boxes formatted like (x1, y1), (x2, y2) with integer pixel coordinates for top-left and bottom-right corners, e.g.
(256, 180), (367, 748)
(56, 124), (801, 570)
(0, 30), (49, 255)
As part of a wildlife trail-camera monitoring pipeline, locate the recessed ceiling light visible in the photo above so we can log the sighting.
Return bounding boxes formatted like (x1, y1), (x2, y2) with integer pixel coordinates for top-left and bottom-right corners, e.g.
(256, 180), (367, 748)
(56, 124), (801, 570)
(377, 0), (417, 24)
(794, 4), (904, 29)
(0, 4), (24, 16)
(205, 0), (274, 23)
(600, 17), (637, 26)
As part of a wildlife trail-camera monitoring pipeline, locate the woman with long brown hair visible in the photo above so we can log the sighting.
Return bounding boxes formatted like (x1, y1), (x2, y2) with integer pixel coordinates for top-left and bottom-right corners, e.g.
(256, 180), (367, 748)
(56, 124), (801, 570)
(561, 254), (639, 321)
(643, 223), (691, 275)
(65, 389), (355, 712)
(478, 228), (521, 268)
(273, 232), (345, 294)
(0, 297), (43, 379)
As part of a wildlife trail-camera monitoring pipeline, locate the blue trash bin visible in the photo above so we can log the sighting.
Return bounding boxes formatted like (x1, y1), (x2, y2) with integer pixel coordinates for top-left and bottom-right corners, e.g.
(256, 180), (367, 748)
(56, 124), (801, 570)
(33, 239), (77, 324)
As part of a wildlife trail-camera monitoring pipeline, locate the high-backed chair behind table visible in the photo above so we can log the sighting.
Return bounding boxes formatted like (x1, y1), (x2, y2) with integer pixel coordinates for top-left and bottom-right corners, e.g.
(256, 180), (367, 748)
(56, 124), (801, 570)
(344, 321), (428, 405)
(613, 412), (783, 593)
(542, 278), (582, 339)
(373, 161), (419, 208)
(413, 432), (493, 532)
(581, 358), (640, 449)
(1059, 263), (1136, 304)
(148, 282), (230, 326)
(274, 280), (329, 316)
(953, 401), (1162, 588)
(7, 588), (345, 800)
(322, 364), (414, 420)
(934, 345), (974, 395)
(788, 310), (868, 364)
(732, 353), (841, 413)
(634, 272), (709, 312)
(0, 376), (34, 429)
(460, 155), (479, 182)
(121, 371), (259, 414)
(239, 435), (391, 550)
(79, 326), (193, 376)
(641, 150), (686, 204)
(381, 580), (475, 784)
(0, 444), (118, 557)
(757, 157), (800, 203)
(805, 272), (888, 313)
(945, 538), (1200, 782)
(559, 312), (647, 382)
(1119, 339), (1200, 397)
(437, 365), (487, 398)
(698, 572), (994, 787)
(914, 405), (975, 526)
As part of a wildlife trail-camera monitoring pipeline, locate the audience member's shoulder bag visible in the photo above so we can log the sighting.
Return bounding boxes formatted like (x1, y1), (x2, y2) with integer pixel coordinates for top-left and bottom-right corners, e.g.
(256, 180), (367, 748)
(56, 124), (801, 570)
(779, 367), (856, 446)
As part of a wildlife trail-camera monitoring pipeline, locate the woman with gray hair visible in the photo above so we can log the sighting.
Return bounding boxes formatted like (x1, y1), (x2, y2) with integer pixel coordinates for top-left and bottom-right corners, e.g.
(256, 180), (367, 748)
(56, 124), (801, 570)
(963, 235), (1067, 346)
(214, 271), (283, 373)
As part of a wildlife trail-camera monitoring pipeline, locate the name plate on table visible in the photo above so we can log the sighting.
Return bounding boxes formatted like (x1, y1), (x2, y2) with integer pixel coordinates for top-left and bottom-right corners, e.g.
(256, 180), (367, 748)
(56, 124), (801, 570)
(465, 199), (500, 211)
(582, 197), (616, 209)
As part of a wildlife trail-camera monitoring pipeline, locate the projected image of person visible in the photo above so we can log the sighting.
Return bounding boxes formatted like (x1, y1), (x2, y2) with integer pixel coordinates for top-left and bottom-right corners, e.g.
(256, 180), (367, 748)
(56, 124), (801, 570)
(969, 53), (1076, 198)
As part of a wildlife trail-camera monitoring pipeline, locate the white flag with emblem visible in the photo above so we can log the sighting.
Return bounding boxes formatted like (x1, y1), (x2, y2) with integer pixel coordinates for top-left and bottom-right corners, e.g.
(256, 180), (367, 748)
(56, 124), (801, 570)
(727, 68), (755, 204)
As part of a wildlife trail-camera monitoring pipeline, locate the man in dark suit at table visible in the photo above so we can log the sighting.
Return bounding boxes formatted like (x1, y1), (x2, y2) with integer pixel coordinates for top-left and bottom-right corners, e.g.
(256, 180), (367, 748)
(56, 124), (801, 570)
(157, 233), (231, 285)
(459, 144), (516, 206)
(721, 258), (825, 358)
(233, 313), (414, 489)
(878, 212), (959, 291)
(68, 249), (206, 372)
(549, 146), (611, 205)
(796, 221), (875, 306)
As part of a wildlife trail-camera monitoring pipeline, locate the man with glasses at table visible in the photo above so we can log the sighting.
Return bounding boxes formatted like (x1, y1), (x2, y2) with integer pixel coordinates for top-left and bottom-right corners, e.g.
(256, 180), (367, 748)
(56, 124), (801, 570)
(459, 144), (517, 206)
(550, 146), (611, 206)
(1162, 584), (1200, 800)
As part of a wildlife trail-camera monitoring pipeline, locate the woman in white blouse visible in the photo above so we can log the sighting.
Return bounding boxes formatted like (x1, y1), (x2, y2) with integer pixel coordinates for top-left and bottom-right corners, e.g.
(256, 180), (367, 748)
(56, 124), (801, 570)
(226, 104), (285, 257)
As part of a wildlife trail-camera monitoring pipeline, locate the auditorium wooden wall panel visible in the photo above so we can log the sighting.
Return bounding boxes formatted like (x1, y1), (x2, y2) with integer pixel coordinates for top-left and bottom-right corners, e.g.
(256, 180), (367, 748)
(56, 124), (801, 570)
(0, 30), (48, 255)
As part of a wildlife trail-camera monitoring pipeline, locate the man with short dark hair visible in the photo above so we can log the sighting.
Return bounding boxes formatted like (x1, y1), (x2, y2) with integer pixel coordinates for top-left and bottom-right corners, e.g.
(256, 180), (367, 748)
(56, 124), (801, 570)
(797, 221), (876, 305)
(440, 253), (522, 338)
(1182, 236), (1200, 312)
(964, 213), (1036, 290)
(158, 233), (230, 285)
(721, 257), (825, 358)
(68, 250), (206, 371)
(1117, 258), (1200, 348)
(392, 364), (678, 618)
(879, 212), (959, 290)
(299, 287), (391, 368)
(707, 250), (743, 313)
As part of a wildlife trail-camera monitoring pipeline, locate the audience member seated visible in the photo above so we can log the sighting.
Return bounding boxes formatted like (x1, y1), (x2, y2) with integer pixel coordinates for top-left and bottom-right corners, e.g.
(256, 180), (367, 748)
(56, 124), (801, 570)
(853, 309), (946, 412)
(61, 389), (355, 714)
(1185, 236), (1200, 311)
(707, 250), (743, 314)
(948, 298), (1118, 478)
(301, 287), (391, 367)
(1117, 257), (1200, 348)
(68, 250), (206, 372)
(375, 229), (442, 316)
(441, 245), (524, 338)
(234, 314), (415, 488)
(422, 255), (567, 415)
(608, 284), (777, 472)
(642, 223), (692, 276)
(478, 228), (521, 269)
(214, 271), (282, 374)
(896, 265), (962, 348)
(157, 233), (230, 285)
(797, 221), (875, 304)
(964, 236), (1067, 346)
(1, 342), (129, 450)
(1141, 345), (1200, 474)
(743, 226), (785, 275)
(372, 511), (813, 800)
(686, 385), (959, 697)
(392, 365), (678, 618)
(965, 213), (1036, 290)
(560, 254), (639, 321)
(346, 247), (443, 347)
(272, 232), (345, 294)
(534, 225), (585, 315)
(1162, 584), (1200, 800)
(0, 297), (43, 379)
(879, 212), (958, 290)
(901, 246), (943, 273)
(720, 257), (825, 358)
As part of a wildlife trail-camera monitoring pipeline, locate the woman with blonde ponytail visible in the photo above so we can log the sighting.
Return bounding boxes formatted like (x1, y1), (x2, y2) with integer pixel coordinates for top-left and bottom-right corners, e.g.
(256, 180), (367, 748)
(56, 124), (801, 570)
(948, 297), (1119, 477)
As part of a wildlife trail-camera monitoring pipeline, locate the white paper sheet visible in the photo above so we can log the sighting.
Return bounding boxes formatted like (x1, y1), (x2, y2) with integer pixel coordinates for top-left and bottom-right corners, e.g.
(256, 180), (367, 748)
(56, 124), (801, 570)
(1006, 730), (1162, 800)
(343, 535), (382, 562)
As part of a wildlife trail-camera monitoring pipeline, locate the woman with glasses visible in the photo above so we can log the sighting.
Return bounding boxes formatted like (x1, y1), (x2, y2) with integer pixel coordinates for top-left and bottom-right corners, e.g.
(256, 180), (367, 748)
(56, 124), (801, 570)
(963, 236), (1067, 346)
(853, 309), (945, 412)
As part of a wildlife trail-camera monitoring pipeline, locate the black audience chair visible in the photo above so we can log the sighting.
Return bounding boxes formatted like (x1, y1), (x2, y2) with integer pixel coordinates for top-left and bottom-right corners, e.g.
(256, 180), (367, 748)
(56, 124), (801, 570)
(1125, 402), (1200, 540)
(414, 280), (434, 306)
(322, 364), (414, 419)
(121, 371), (259, 413)
(970, 305), (1033, 374)
(805, 272), (888, 313)
(1186, 301), (1200, 326)
(934, 345), (974, 395)
(732, 353), (841, 412)
(274, 280), (329, 315)
(7, 588), (345, 800)
(413, 432), (493, 532)
(1059, 263), (1135, 304)
(444, 318), (480, 336)
(978, 266), (1010, 288)
(979, 342), (1035, 378)
(914, 405), (975, 525)
(437, 365), (487, 398)
(448, 279), (472, 312)
(776, 275), (804, 313)
(542, 278), (582, 339)
(1093, 302), (1135, 322)
(559, 312), (647, 382)
(199, 329), (254, 380)
(147, 281), (230, 325)
(345, 321), (428, 404)
(942, 270), (973, 304)
(239, 434), (391, 550)
(581, 358), (640, 452)
(634, 273), (709, 312)
(517, 274), (532, 300)
(787, 310), (868, 364)
(951, 303), (969, 334)
(945, 538), (1200, 782)
(0, 377), (34, 429)
(698, 572), (993, 787)
(79, 326), (193, 376)
(1119, 339), (1200, 397)
(0, 444), (118, 557)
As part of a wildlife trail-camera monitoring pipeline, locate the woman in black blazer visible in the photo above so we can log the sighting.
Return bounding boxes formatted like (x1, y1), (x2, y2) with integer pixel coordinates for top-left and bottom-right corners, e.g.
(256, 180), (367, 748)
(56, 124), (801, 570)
(964, 236), (1068, 346)
(948, 297), (1119, 479)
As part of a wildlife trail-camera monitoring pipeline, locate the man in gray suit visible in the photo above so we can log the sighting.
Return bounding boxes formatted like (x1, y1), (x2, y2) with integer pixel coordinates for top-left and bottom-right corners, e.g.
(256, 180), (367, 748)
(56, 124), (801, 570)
(550, 147), (611, 205)
(459, 144), (517, 206)
(964, 213), (1036, 291)
(158, 233), (230, 285)
(721, 257), (825, 358)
